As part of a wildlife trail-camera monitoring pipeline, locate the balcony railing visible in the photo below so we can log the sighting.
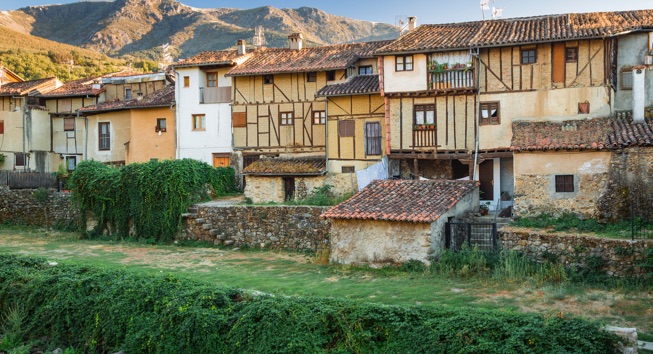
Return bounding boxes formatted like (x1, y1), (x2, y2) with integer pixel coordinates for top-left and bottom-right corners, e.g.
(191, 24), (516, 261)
(413, 128), (437, 147)
(428, 67), (475, 91)
(199, 86), (231, 104)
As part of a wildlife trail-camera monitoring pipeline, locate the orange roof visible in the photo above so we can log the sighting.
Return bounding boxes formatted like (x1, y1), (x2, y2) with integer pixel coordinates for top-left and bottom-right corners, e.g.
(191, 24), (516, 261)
(78, 85), (174, 114)
(0, 77), (60, 97)
(174, 50), (252, 67)
(39, 77), (105, 98)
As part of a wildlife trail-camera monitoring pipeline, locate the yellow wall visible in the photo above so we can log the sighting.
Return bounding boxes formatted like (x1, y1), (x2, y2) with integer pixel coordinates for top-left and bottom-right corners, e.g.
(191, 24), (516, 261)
(86, 110), (131, 164)
(103, 80), (167, 101)
(127, 107), (175, 163)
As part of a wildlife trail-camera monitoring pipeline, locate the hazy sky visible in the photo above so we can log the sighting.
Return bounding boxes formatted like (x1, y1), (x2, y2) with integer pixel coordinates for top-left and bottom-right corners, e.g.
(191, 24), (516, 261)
(0, 0), (651, 25)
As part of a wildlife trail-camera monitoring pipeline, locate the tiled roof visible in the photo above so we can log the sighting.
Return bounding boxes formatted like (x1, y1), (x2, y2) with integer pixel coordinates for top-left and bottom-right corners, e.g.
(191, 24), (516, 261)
(315, 75), (380, 97)
(242, 157), (326, 176)
(510, 115), (653, 152)
(322, 179), (479, 223)
(227, 41), (392, 76)
(78, 85), (174, 114)
(0, 77), (60, 97)
(378, 10), (653, 54)
(39, 77), (105, 98)
(174, 50), (250, 67)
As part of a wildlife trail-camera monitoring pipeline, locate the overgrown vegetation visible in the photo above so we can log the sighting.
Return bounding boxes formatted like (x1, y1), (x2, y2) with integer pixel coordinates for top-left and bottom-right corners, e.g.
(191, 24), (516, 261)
(0, 254), (620, 353)
(512, 213), (653, 239)
(286, 184), (352, 206)
(69, 159), (237, 242)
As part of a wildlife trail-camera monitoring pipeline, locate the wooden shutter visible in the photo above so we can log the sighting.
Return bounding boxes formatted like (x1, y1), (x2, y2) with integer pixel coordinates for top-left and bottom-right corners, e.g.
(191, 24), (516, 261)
(64, 118), (75, 131)
(552, 43), (565, 84)
(59, 99), (72, 113)
(232, 112), (246, 127)
(365, 122), (381, 155)
(338, 120), (354, 137)
(0, 120), (4, 134)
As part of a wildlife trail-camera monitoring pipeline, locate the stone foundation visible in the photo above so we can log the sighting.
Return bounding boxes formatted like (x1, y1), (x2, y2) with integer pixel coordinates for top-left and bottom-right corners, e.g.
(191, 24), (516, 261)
(0, 187), (79, 227)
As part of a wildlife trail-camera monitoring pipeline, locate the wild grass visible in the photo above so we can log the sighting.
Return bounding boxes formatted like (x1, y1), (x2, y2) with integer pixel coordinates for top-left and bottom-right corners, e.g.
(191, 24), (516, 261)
(512, 213), (653, 239)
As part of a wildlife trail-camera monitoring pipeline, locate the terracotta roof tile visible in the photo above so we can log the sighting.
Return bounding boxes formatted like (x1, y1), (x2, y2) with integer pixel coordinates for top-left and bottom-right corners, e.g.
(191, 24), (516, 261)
(322, 179), (479, 223)
(315, 75), (380, 97)
(378, 10), (653, 54)
(78, 85), (174, 114)
(242, 156), (326, 175)
(174, 50), (251, 67)
(227, 41), (392, 76)
(511, 115), (653, 152)
(0, 77), (60, 97)
(39, 77), (105, 98)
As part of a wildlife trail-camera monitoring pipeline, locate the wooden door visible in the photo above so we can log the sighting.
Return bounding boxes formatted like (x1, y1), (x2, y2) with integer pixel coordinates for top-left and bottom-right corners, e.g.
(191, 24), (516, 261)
(479, 160), (494, 201)
(213, 153), (230, 168)
(552, 43), (565, 84)
(283, 177), (295, 201)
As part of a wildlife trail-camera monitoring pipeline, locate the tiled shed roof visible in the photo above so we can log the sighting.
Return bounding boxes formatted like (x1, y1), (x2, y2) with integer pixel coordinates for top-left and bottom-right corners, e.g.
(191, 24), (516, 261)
(510, 116), (653, 151)
(322, 179), (479, 223)
(242, 157), (326, 176)
(78, 85), (174, 114)
(315, 75), (380, 97)
(378, 10), (653, 54)
(227, 41), (392, 76)
(174, 50), (252, 67)
(39, 77), (105, 98)
(0, 77), (60, 97)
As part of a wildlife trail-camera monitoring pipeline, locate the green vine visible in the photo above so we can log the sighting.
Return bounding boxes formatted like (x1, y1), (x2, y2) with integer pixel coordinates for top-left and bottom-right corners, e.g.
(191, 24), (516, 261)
(69, 159), (237, 242)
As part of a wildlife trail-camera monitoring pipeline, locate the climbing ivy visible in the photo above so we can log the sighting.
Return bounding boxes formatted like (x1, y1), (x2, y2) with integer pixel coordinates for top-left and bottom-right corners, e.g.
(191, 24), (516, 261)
(69, 159), (237, 241)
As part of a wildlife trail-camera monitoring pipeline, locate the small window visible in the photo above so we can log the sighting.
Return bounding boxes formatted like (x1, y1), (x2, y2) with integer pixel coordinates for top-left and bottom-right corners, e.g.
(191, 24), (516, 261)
(279, 112), (293, 126)
(555, 175), (574, 193)
(183, 76), (190, 88)
(396, 55), (414, 71)
(306, 72), (317, 82)
(98, 122), (110, 151)
(207, 72), (217, 87)
(156, 118), (167, 132)
(125, 88), (132, 100)
(365, 122), (382, 155)
(338, 120), (355, 137)
(358, 66), (373, 75)
(1, 120), (5, 134)
(15, 152), (25, 167)
(263, 74), (274, 85)
(326, 70), (336, 81)
(414, 104), (435, 128)
(621, 69), (633, 90)
(59, 99), (72, 113)
(480, 102), (500, 125)
(66, 156), (76, 172)
(64, 118), (75, 131)
(565, 47), (578, 63)
(232, 112), (247, 127)
(521, 48), (536, 64)
(192, 114), (206, 131)
(341, 166), (355, 173)
(313, 111), (326, 125)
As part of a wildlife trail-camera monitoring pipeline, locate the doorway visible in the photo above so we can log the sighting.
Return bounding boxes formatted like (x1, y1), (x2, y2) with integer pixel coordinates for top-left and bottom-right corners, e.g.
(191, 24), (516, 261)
(283, 177), (295, 201)
(479, 160), (494, 201)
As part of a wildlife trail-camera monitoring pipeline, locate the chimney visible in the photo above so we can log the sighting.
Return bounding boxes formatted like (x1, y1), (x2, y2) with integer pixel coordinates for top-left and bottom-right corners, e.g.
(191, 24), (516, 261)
(408, 16), (417, 31)
(288, 33), (303, 51)
(237, 39), (246, 55)
(632, 65), (646, 123)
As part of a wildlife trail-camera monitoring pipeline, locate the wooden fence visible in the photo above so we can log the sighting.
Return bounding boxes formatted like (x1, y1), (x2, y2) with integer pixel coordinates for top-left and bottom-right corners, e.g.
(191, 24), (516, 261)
(0, 171), (58, 189)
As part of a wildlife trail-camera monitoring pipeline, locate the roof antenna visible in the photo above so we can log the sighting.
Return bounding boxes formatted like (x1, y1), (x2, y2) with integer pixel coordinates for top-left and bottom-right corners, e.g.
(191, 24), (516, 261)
(252, 26), (266, 48)
(395, 15), (409, 35)
(480, 0), (505, 20)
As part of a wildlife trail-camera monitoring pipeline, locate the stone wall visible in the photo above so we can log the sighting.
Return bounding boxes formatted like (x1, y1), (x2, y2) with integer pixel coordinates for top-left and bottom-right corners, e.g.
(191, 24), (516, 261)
(0, 187), (79, 227)
(244, 174), (356, 204)
(500, 228), (653, 277)
(182, 205), (331, 251)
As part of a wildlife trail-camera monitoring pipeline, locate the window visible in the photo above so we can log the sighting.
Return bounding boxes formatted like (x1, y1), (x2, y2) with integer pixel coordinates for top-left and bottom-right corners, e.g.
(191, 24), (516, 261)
(98, 122), (110, 150)
(565, 47), (578, 63)
(338, 120), (355, 137)
(64, 118), (75, 131)
(263, 74), (274, 84)
(341, 166), (355, 173)
(232, 112), (247, 127)
(326, 70), (336, 81)
(306, 72), (317, 82)
(183, 76), (190, 87)
(0, 120), (4, 134)
(15, 153), (25, 167)
(156, 118), (167, 133)
(358, 65), (373, 75)
(621, 69), (633, 90)
(279, 112), (293, 126)
(313, 111), (326, 125)
(66, 156), (76, 172)
(365, 122), (382, 155)
(480, 102), (500, 125)
(192, 114), (206, 131)
(414, 104), (435, 128)
(396, 55), (414, 71)
(59, 99), (72, 113)
(521, 48), (536, 64)
(125, 88), (132, 100)
(555, 175), (574, 193)
(206, 72), (217, 87)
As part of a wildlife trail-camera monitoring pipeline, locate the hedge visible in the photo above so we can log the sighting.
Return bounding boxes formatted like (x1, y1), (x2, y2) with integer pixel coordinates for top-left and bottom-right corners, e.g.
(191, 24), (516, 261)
(0, 255), (619, 353)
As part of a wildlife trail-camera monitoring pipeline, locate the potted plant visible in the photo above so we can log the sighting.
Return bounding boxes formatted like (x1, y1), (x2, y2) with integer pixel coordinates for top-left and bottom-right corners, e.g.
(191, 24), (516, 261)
(479, 202), (490, 216)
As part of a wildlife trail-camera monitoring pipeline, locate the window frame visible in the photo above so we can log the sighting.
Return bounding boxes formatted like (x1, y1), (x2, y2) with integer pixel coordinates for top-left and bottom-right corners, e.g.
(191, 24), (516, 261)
(98, 122), (111, 151)
(326, 70), (336, 81)
(206, 72), (218, 87)
(479, 101), (500, 126)
(358, 65), (373, 75)
(313, 110), (326, 125)
(183, 76), (190, 88)
(413, 104), (436, 129)
(15, 152), (25, 167)
(395, 55), (414, 72)
(555, 175), (574, 193)
(65, 156), (77, 172)
(565, 47), (578, 63)
(341, 166), (355, 173)
(0, 120), (4, 134)
(520, 48), (537, 65)
(306, 72), (317, 82)
(125, 88), (133, 100)
(338, 120), (355, 137)
(279, 112), (294, 126)
(192, 114), (206, 131)
(232, 112), (247, 128)
(364, 122), (382, 155)
(620, 68), (633, 90)
(263, 74), (274, 85)
(156, 118), (167, 132)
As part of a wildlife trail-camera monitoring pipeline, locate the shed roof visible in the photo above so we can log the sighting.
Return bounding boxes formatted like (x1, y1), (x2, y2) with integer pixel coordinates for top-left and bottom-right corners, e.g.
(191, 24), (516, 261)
(315, 75), (380, 97)
(242, 157), (326, 176)
(78, 85), (174, 114)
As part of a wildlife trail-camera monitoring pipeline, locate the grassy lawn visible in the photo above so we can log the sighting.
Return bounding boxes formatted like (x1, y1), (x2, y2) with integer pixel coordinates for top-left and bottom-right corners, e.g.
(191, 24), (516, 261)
(1, 225), (652, 336)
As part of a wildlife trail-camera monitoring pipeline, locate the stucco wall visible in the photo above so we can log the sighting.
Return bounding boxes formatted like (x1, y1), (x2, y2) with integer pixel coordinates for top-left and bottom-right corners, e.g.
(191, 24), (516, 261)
(513, 151), (611, 218)
(86, 110), (131, 164)
(614, 32), (653, 110)
(128, 107), (175, 163)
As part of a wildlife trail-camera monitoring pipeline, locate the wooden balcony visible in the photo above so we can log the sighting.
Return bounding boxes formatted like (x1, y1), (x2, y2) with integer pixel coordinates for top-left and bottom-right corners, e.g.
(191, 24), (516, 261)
(413, 128), (437, 147)
(199, 86), (231, 104)
(428, 67), (475, 91)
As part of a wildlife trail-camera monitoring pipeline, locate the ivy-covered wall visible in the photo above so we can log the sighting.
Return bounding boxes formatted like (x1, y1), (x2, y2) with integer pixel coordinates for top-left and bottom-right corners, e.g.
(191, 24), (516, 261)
(0, 187), (79, 227)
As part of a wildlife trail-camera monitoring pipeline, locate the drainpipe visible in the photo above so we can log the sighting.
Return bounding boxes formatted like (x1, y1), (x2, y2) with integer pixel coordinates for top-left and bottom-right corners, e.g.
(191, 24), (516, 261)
(471, 48), (481, 180)
(325, 98), (329, 173)
(174, 70), (180, 159)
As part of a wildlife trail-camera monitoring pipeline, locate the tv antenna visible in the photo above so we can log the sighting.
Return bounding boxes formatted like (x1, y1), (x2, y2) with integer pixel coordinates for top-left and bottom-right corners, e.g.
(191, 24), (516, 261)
(395, 15), (409, 35)
(480, 0), (505, 20)
(252, 26), (266, 48)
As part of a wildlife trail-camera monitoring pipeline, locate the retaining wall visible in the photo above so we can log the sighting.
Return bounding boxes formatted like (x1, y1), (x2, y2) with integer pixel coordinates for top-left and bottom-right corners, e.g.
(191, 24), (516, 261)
(0, 187), (79, 227)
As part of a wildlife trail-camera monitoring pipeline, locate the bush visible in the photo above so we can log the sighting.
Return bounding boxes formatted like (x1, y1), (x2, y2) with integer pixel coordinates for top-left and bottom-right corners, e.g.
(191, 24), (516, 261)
(0, 255), (620, 353)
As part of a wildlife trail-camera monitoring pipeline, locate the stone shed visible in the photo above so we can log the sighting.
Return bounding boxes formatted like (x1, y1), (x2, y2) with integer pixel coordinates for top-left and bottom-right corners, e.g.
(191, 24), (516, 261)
(322, 179), (479, 266)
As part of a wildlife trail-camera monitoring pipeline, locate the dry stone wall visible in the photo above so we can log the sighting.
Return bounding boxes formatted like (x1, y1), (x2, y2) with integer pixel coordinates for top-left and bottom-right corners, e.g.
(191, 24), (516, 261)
(0, 187), (79, 227)
(182, 205), (331, 251)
